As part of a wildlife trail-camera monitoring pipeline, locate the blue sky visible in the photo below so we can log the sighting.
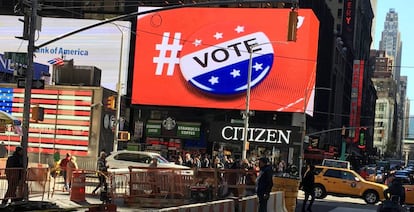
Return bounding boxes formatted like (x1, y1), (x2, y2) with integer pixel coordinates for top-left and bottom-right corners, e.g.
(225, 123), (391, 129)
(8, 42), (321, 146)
(374, 0), (414, 115)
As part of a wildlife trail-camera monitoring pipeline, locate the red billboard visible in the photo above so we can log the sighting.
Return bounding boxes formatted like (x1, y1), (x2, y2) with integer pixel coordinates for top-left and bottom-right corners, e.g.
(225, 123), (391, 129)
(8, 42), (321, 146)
(132, 8), (320, 112)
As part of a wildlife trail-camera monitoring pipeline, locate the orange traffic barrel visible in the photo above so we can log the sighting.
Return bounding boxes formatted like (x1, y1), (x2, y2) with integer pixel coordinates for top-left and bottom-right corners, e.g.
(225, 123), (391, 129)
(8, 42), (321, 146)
(70, 170), (86, 202)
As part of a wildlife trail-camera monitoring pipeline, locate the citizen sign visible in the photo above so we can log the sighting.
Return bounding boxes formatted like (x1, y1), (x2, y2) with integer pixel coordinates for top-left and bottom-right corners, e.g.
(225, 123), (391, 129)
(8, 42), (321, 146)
(221, 126), (291, 144)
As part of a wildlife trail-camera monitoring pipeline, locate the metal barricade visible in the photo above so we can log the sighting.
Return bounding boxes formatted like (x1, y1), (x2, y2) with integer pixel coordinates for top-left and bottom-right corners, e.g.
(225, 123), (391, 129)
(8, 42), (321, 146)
(126, 167), (194, 208)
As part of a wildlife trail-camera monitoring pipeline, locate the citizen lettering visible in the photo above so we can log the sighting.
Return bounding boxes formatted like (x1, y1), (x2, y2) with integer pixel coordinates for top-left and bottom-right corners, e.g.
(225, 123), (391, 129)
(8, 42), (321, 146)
(221, 126), (291, 144)
(192, 38), (259, 68)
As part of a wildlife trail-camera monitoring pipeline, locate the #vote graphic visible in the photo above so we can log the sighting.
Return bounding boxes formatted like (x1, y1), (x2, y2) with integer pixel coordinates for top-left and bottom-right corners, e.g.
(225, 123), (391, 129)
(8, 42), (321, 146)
(133, 8), (320, 112)
(179, 23), (274, 95)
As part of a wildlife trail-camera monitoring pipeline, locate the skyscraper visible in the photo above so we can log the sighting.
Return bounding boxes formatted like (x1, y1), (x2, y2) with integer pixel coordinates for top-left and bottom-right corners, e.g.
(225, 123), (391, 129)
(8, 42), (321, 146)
(378, 8), (407, 158)
(379, 8), (402, 83)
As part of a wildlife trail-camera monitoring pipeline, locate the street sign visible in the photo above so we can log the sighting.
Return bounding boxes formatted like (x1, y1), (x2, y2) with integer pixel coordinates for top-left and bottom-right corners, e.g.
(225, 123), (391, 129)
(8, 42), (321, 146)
(4, 52), (27, 65)
(17, 78), (45, 89)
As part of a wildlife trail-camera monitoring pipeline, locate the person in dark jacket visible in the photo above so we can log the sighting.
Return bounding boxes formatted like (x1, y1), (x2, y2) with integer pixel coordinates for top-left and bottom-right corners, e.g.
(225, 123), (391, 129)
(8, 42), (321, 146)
(256, 157), (273, 212)
(384, 178), (406, 205)
(92, 152), (109, 195)
(2, 146), (24, 204)
(301, 164), (315, 212)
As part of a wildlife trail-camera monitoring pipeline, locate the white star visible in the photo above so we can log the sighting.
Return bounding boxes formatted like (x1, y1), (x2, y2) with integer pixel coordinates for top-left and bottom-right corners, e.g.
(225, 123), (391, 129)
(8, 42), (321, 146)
(213, 32), (223, 40)
(193, 39), (202, 47)
(208, 76), (219, 85)
(230, 69), (241, 78)
(253, 62), (263, 71)
(235, 25), (245, 33)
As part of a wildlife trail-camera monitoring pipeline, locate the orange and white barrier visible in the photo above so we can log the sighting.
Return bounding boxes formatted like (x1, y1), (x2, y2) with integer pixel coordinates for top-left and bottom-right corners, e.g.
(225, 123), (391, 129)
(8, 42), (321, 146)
(268, 191), (288, 212)
(237, 191), (287, 212)
(158, 199), (235, 212)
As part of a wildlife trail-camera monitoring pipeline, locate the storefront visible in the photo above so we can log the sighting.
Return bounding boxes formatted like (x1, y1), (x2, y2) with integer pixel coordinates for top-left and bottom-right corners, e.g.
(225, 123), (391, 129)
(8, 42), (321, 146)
(143, 117), (205, 160)
(208, 122), (301, 166)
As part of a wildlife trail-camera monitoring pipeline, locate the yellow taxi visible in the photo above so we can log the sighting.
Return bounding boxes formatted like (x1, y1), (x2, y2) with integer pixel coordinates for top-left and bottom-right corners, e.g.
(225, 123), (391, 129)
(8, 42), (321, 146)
(313, 165), (388, 204)
(392, 176), (414, 204)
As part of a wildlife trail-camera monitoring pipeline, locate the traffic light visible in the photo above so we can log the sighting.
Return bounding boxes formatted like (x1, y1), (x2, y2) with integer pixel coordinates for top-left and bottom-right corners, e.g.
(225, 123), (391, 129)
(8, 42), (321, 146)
(106, 95), (115, 110)
(31, 105), (44, 122)
(287, 9), (298, 41)
(358, 128), (366, 149)
(117, 131), (130, 141)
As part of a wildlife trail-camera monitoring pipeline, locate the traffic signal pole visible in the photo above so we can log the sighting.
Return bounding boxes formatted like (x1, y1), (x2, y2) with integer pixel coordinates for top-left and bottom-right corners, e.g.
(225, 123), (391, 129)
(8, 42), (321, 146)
(20, 0), (37, 200)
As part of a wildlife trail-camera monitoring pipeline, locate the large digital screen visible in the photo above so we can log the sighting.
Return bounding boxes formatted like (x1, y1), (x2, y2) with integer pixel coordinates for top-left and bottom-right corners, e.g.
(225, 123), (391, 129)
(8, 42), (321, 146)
(133, 8), (319, 112)
(0, 87), (92, 156)
(0, 16), (131, 93)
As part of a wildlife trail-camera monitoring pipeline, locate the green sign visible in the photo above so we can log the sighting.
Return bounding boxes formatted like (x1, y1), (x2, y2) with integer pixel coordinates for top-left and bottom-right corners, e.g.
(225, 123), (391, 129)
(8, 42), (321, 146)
(4, 52), (27, 65)
(146, 120), (162, 136)
(177, 122), (201, 139)
(145, 120), (201, 139)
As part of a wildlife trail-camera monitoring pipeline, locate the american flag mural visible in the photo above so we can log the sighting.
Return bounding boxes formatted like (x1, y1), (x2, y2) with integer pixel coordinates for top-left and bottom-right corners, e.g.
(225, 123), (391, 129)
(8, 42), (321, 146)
(0, 87), (92, 156)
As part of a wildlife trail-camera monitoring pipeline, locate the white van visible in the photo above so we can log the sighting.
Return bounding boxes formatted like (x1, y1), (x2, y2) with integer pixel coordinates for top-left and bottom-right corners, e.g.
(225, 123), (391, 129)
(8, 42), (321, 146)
(321, 159), (351, 169)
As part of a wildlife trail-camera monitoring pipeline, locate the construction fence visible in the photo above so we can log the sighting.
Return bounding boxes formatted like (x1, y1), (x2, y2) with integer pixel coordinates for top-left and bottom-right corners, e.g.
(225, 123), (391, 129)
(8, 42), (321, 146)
(0, 166), (298, 212)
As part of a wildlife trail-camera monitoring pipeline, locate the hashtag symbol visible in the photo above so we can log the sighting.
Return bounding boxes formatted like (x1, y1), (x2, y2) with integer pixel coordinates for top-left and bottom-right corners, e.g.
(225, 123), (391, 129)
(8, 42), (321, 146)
(153, 32), (183, 76)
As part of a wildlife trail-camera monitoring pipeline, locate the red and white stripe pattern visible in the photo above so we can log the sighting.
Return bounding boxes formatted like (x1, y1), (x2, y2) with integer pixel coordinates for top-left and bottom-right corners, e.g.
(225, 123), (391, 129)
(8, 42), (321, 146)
(0, 88), (92, 156)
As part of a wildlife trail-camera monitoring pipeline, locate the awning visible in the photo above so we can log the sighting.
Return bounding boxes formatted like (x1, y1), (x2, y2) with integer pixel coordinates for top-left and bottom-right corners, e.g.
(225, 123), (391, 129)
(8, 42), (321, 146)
(0, 110), (21, 126)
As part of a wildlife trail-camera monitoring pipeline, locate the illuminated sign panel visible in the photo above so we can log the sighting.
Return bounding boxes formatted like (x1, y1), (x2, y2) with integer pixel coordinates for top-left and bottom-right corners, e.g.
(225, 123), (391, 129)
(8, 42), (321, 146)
(0, 16), (131, 92)
(342, 0), (355, 47)
(0, 87), (92, 156)
(349, 60), (364, 142)
(133, 8), (320, 112)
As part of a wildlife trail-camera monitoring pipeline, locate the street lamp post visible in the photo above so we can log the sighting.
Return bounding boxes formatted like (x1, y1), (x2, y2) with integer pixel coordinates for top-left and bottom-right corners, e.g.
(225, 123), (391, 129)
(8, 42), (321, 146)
(242, 47), (254, 160)
(111, 23), (125, 152)
(299, 87), (331, 181)
(242, 41), (287, 160)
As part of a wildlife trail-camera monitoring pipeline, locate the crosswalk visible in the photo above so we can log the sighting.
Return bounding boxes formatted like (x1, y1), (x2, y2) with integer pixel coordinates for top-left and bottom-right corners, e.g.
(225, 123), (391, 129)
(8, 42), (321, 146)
(329, 207), (376, 212)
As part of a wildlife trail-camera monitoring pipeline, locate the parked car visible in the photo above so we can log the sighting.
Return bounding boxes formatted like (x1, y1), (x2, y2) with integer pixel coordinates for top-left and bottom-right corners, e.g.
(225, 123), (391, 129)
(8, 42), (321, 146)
(106, 150), (190, 170)
(366, 169), (384, 183)
(375, 170), (385, 184)
(391, 175), (414, 205)
(314, 165), (388, 204)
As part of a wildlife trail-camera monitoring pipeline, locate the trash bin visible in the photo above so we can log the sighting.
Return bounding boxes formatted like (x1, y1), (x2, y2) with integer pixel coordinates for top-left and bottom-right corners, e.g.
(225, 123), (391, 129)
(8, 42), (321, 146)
(70, 170), (86, 202)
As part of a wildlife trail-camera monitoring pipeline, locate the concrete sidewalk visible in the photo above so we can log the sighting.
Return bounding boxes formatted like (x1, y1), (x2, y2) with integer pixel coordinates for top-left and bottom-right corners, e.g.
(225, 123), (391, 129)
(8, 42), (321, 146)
(30, 190), (145, 211)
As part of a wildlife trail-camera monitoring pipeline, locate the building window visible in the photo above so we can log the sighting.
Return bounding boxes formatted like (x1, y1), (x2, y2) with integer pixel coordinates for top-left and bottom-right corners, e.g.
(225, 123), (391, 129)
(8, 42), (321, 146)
(336, 24), (341, 33)
(337, 9), (342, 19)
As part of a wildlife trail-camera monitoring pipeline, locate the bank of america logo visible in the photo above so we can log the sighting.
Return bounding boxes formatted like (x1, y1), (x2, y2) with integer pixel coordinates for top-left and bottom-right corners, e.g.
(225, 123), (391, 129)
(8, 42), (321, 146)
(179, 23), (274, 95)
(47, 57), (64, 66)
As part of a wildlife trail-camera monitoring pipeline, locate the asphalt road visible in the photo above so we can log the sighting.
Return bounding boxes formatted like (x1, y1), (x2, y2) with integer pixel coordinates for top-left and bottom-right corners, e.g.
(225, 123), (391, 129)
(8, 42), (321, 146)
(296, 190), (383, 212)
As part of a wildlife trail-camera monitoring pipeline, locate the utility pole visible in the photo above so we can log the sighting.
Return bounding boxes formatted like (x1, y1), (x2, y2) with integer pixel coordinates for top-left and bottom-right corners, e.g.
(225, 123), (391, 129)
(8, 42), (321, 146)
(20, 0), (37, 200)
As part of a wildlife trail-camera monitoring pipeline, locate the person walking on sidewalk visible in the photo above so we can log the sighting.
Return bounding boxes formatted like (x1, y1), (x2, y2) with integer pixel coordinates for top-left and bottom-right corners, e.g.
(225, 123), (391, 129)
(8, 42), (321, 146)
(65, 156), (78, 191)
(256, 157), (273, 212)
(2, 146), (23, 204)
(92, 152), (109, 195)
(60, 153), (71, 191)
(301, 164), (316, 212)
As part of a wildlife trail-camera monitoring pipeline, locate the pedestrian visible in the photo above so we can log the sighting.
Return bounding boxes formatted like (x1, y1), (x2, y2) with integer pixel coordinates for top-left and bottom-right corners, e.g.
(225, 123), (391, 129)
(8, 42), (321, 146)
(0, 142), (8, 158)
(176, 155), (183, 165)
(278, 160), (286, 173)
(149, 158), (158, 168)
(148, 158), (159, 193)
(2, 146), (23, 204)
(359, 167), (368, 180)
(184, 153), (194, 167)
(66, 156), (78, 190)
(256, 157), (273, 212)
(301, 164), (315, 212)
(92, 152), (109, 195)
(241, 159), (256, 195)
(201, 154), (210, 168)
(59, 153), (71, 191)
(194, 155), (201, 168)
